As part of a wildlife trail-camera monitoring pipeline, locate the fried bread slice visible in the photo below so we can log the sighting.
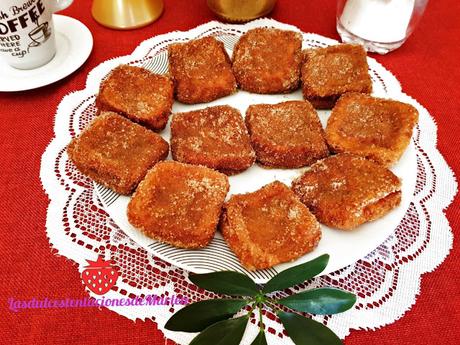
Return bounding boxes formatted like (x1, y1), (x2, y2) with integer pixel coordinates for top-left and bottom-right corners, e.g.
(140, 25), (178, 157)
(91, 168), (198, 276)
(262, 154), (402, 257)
(168, 37), (237, 104)
(245, 101), (329, 168)
(127, 161), (229, 248)
(67, 112), (169, 195)
(232, 28), (303, 94)
(220, 181), (321, 270)
(171, 105), (255, 174)
(301, 44), (372, 108)
(291, 154), (401, 230)
(326, 93), (419, 166)
(96, 65), (174, 131)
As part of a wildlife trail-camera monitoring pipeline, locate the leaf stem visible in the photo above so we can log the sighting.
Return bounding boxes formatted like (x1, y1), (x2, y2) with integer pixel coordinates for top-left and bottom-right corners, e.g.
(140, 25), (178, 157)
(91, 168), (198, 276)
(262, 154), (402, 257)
(257, 302), (265, 332)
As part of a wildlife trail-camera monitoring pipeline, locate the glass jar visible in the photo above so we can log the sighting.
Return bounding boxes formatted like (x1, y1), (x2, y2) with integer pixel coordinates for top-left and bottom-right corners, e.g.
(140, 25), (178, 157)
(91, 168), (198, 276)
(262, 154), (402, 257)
(207, 0), (277, 23)
(337, 0), (429, 54)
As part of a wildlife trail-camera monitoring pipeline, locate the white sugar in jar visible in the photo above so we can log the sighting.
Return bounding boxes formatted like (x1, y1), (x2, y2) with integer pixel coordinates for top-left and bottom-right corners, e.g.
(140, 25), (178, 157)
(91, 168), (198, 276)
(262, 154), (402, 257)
(337, 0), (429, 54)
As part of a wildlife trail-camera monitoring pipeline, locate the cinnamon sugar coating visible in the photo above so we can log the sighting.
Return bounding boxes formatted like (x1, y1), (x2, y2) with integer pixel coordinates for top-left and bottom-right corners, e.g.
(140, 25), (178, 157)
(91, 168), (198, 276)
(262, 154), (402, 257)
(301, 44), (372, 109)
(220, 181), (321, 270)
(245, 101), (329, 168)
(168, 37), (237, 104)
(326, 93), (419, 166)
(96, 65), (174, 131)
(127, 161), (229, 249)
(291, 154), (401, 230)
(171, 105), (255, 174)
(67, 112), (169, 195)
(232, 28), (303, 94)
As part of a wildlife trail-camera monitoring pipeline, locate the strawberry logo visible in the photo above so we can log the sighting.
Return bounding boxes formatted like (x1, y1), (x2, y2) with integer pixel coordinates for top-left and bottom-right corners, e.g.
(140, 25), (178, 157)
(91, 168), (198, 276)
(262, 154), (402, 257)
(81, 257), (119, 295)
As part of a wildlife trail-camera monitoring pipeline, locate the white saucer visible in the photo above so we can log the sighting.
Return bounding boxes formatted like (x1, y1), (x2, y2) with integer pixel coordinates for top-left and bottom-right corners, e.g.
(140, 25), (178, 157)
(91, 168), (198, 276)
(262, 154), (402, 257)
(0, 15), (93, 92)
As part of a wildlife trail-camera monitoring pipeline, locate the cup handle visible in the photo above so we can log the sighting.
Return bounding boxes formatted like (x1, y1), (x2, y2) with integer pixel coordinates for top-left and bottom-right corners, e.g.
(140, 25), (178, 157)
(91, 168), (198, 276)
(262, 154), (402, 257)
(52, 0), (74, 12)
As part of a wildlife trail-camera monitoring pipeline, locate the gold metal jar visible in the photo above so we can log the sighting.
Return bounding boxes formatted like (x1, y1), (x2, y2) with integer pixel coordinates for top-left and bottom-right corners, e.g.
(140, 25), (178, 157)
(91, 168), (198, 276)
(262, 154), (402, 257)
(207, 0), (277, 23)
(92, 0), (164, 30)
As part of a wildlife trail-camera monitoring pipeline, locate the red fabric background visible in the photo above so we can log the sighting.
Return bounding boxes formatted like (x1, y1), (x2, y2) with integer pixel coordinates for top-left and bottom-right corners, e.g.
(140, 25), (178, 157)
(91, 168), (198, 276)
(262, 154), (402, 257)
(1, 0), (459, 344)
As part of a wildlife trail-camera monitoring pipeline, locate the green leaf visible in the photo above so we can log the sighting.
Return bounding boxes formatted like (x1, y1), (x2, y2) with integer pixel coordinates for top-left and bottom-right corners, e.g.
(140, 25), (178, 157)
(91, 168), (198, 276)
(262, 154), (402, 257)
(278, 312), (343, 345)
(250, 331), (268, 345)
(165, 299), (248, 332)
(189, 316), (248, 345)
(262, 254), (329, 293)
(189, 271), (259, 296)
(278, 288), (356, 315)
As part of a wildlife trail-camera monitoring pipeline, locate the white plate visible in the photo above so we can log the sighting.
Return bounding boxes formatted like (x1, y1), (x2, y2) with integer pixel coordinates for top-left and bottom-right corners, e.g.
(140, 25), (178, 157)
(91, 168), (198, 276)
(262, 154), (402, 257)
(0, 15), (93, 92)
(94, 43), (417, 283)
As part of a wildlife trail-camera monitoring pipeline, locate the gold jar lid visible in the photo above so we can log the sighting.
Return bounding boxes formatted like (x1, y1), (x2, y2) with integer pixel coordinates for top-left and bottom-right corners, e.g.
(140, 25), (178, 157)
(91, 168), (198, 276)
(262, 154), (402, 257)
(207, 0), (277, 23)
(92, 0), (164, 30)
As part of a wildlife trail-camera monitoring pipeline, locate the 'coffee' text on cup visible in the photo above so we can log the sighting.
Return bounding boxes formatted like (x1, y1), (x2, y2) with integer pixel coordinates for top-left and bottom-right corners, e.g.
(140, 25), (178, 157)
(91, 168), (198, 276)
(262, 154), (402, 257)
(0, 0), (46, 35)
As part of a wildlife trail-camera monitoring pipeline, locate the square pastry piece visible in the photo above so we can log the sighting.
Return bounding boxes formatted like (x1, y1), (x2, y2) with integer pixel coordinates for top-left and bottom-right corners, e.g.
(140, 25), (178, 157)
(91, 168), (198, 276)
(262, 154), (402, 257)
(171, 105), (255, 174)
(232, 28), (303, 94)
(168, 37), (236, 104)
(127, 161), (229, 249)
(220, 181), (321, 270)
(301, 44), (372, 108)
(96, 65), (174, 131)
(245, 101), (329, 168)
(326, 93), (419, 166)
(291, 154), (401, 230)
(67, 112), (169, 195)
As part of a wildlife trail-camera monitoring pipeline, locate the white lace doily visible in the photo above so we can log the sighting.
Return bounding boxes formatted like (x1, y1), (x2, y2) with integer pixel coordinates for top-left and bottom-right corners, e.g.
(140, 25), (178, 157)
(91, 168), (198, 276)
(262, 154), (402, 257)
(40, 19), (457, 344)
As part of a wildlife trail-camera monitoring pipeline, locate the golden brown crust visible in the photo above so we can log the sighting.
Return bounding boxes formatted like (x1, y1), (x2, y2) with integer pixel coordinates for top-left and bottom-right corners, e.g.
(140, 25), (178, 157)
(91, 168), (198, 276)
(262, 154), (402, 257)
(171, 105), (255, 174)
(326, 93), (419, 166)
(220, 181), (321, 270)
(127, 161), (229, 249)
(96, 65), (174, 131)
(245, 101), (329, 168)
(301, 44), (372, 109)
(291, 154), (401, 230)
(67, 112), (169, 195)
(232, 28), (303, 94)
(168, 37), (237, 104)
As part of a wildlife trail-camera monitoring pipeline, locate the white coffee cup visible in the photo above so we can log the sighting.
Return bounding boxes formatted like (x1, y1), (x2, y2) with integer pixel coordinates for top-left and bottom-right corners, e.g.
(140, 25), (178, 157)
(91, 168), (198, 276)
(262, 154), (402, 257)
(0, 0), (74, 70)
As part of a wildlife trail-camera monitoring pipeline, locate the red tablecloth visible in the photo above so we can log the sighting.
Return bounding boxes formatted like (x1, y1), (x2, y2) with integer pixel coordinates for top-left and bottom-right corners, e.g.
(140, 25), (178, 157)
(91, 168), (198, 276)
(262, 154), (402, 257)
(1, 0), (459, 344)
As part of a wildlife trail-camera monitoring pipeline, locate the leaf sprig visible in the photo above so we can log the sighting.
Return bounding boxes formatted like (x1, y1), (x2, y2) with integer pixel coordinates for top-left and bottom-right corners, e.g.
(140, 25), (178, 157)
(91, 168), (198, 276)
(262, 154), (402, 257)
(165, 254), (356, 345)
